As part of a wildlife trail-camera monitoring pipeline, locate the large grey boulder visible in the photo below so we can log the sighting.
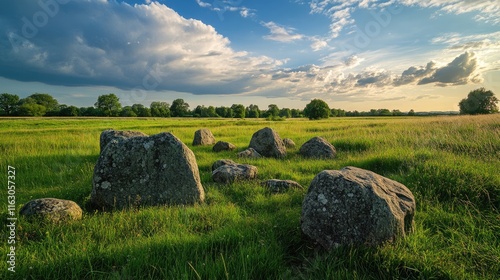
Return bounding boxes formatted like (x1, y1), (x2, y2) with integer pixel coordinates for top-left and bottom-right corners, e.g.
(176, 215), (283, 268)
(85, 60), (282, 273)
(213, 141), (236, 152)
(212, 161), (258, 184)
(299, 136), (336, 159)
(193, 129), (216, 146)
(20, 198), (83, 223)
(249, 127), (286, 158)
(91, 132), (205, 210)
(261, 179), (303, 194)
(301, 166), (415, 249)
(100, 130), (147, 153)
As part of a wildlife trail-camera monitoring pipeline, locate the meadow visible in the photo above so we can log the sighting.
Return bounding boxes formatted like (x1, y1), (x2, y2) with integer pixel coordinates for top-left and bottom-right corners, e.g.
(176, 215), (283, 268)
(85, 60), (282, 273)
(1, 115), (499, 279)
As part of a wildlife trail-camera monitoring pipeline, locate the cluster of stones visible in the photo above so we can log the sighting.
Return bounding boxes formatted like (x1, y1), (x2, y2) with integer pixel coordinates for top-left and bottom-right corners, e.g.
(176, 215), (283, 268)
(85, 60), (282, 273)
(20, 126), (416, 249)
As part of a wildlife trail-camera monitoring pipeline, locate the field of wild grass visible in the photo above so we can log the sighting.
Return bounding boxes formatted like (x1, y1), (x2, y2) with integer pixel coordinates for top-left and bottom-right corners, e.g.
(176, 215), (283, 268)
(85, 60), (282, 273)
(1, 115), (499, 279)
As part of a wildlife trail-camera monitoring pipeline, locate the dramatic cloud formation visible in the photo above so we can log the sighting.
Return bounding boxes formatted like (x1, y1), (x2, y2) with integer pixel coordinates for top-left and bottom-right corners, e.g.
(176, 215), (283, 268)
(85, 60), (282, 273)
(418, 51), (480, 85)
(0, 0), (281, 95)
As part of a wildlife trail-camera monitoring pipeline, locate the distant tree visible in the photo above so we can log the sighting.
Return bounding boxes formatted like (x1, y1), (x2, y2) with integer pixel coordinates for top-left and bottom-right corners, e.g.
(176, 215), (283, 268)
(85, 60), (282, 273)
(378, 109), (392, 116)
(170, 99), (190, 117)
(95, 94), (121, 116)
(304, 99), (330, 120)
(150, 101), (170, 117)
(17, 103), (46, 116)
(231, 104), (246, 118)
(392, 109), (404, 116)
(246, 104), (260, 118)
(291, 109), (303, 118)
(459, 88), (499, 115)
(59, 105), (80, 116)
(131, 104), (151, 117)
(266, 104), (280, 117)
(205, 106), (218, 117)
(279, 108), (292, 118)
(0, 93), (20, 115)
(408, 109), (416, 116)
(27, 93), (59, 113)
(216, 106), (233, 118)
(120, 106), (137, 117)
(80, 106), (101, 116)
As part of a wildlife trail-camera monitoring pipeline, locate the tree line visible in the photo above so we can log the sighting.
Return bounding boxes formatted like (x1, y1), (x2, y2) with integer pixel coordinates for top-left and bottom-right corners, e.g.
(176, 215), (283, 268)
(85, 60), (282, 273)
(0, 88), (497, 119)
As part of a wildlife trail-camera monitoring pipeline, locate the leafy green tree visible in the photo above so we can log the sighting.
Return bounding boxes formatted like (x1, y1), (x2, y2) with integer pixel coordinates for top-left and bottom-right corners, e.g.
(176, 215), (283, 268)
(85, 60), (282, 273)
(279, 108), (291, 118)
(291, 109), (303, 118)
(408, 109), (416, 116)
(216, 106), (233, 118)
(17, 103), (46, 116)
(459, 88), (499, 115)
(59, 105), (80, 116)
(170, 99), (190, 117)
(27, 93), (59, 113)
(266, 104), (280, 117)
(131, 104), (151, 117)
(150, 101), (170, 117)
(205, 106), (218, 117)
(95, 94), (121, 116)
(304, 99), (330, 120)
(0, 93), (20, 115)
(231, 104), (245, 118)
(246, 104), (260, 118)
(120, 106), (137, 117)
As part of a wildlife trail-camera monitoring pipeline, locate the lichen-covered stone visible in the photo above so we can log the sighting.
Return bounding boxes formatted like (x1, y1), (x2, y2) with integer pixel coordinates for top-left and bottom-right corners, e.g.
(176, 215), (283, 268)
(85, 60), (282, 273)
(249, 127), (286, 158)
(301, 166), (415, 249)
(20, 198), (83, 223)
(193, 129), (216, 146)
(237, 148), (262, 159)
(91, 132), (205, 210)
(99, 129), (147, 153)
(261, 179), (303, 193)
(299, 136), (336, 159)
(213, 141), (236, 152)
(212, 162), (258, 184)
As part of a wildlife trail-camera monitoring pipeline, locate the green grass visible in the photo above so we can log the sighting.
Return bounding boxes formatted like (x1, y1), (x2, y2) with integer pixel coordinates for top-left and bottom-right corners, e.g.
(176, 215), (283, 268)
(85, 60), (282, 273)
(1, 115), (499, 279)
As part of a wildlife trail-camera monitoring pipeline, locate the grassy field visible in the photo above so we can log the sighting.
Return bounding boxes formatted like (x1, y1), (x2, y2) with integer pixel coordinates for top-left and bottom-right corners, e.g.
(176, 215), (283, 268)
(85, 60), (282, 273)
(1, 115), (499, 279)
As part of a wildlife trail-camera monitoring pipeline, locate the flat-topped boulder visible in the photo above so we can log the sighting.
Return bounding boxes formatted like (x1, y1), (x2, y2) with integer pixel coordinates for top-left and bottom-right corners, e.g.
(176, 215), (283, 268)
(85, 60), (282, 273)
(92, 131), (205, 210)
(193, 129), (216, 146)
(99, 129), (147, 153)
(301, 166), (416, 249)
(20, 198), (83, 223)
(211, 160), (258, 184)
(249, 127), (286, 158)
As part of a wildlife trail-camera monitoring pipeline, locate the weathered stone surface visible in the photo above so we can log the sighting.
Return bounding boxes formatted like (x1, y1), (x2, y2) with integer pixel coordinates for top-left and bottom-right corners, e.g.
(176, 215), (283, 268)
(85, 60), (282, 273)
(100, 130), (147, 153)
(92, 132), (205, 210)
(20, 198), (83, 223)
(237, 148), (262, 159)
(211, 159), (238, 172)
(299, 137), (336, 159)
(212, 162), (258, 184)
(301, 166), (415, 249)
(213, 141), (236, 152)
(193, 129), (216, 146)
(249, 127), (286, 158)
(283, 138), (296, 149)
(261, 179), (303, 193)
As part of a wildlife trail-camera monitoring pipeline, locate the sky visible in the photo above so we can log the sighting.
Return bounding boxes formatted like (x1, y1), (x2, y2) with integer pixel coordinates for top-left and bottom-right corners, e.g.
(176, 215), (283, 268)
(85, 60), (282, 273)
(0, 0), (499, 111)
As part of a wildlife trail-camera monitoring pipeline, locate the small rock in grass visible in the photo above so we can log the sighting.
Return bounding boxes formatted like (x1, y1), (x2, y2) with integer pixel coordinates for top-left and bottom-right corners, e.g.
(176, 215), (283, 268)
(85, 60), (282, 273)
(20, 198), (83, 223)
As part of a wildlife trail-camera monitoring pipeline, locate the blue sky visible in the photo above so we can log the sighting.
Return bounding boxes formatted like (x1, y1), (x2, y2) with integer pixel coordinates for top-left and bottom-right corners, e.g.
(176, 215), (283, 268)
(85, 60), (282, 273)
(0, 0), (498, 111)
